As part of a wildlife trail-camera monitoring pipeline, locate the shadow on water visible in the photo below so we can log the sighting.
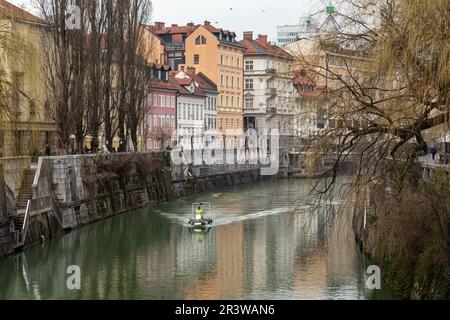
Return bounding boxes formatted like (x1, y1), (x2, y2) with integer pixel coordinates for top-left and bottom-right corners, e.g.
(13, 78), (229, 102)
(0, 179), (396, 299)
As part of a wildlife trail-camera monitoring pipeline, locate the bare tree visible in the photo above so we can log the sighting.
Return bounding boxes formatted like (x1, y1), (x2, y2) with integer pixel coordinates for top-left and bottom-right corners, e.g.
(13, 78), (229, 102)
(37, 0), (89, 154)
(36, 0), (153, 154)
(290, 0), (449, 195)
(290, 0), (450, 298)
(115, 0), (152, 152)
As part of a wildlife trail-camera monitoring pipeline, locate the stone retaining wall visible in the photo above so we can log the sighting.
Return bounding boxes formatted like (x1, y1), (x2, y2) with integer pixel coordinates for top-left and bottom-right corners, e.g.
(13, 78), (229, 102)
(1, 153), (270, 258)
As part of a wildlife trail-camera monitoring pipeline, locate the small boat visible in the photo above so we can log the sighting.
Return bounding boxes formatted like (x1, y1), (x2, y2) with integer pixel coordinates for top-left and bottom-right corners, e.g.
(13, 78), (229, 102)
(188, 202), (213, 229)
(188, 217), (213, 228)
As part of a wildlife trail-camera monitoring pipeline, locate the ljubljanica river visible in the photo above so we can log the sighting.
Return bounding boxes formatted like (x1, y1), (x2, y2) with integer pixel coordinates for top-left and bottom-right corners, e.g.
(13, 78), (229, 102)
(0, 179), (395, 299)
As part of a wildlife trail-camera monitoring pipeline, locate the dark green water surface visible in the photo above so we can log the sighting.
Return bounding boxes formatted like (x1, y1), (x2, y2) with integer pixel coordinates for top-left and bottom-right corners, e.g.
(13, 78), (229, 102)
(0, 179), (395, 299)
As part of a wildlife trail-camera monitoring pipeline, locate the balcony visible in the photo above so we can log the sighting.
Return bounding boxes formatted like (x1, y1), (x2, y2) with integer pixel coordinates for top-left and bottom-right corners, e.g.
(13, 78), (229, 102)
(265, 88), (277, 96)
(164, 42), (185, 51)
(266, 107), (277, 114)
(266, 68), (276, 75)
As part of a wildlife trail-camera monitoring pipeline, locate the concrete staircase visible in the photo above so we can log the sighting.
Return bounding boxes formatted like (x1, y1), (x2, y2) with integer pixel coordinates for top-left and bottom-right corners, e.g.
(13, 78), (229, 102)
(13, 168), (36, 234)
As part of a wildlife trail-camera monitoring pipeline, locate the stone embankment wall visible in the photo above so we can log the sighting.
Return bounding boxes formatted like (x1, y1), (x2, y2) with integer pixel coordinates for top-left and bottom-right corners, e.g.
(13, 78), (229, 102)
(0, 152), (269, 258)
(0, 163), (13, 257)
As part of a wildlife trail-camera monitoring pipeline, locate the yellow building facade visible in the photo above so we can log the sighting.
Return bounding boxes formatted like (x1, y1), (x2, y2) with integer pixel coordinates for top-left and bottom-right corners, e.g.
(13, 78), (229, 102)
(184, 23), (245, 132)
(0, 0), (56, 157)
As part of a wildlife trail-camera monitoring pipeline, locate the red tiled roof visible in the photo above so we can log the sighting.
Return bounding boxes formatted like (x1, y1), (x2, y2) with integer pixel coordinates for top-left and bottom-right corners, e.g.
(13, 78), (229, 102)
(171, 70), (217, 93)
(192, 72), (217, 92)
(203, 22), (236, 37)
(147, 78), (178, 91)
(169, 75), (206, 97)
(0, 0), (44, 24)
(151, 25), (197, 36)
(239, 37), (291, 58)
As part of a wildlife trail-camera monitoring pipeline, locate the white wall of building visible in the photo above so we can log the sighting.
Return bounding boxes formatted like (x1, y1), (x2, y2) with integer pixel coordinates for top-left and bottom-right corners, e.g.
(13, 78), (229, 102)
(243, 55), (299, 137)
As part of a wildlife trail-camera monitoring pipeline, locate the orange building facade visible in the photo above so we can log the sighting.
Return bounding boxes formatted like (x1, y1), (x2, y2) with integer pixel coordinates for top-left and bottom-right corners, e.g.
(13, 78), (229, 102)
(183, 22), (245, 132)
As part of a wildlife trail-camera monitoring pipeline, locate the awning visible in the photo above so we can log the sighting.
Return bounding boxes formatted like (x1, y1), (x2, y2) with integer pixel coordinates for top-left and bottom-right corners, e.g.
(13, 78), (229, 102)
(436, 134), (450, 143)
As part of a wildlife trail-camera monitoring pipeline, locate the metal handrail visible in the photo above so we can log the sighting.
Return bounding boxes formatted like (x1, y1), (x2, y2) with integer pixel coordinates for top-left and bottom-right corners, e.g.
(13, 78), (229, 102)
(19, 200), (31, 246)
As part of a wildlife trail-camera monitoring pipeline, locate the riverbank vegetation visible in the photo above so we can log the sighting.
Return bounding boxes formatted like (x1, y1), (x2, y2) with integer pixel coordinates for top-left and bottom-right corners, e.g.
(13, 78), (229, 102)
(296, 0), (450, 298)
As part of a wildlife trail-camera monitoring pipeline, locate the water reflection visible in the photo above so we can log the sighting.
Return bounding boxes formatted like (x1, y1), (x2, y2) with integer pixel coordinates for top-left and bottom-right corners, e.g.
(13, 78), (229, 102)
(0, 179), (395, 299)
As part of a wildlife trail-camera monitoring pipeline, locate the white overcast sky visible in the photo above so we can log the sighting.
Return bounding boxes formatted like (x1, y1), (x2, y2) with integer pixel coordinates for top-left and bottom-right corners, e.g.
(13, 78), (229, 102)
(9, 0), (325, 41)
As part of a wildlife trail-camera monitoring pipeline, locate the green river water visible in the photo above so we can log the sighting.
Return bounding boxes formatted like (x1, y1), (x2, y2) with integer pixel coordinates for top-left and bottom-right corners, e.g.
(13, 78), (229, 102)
(0, 179), (395, 299)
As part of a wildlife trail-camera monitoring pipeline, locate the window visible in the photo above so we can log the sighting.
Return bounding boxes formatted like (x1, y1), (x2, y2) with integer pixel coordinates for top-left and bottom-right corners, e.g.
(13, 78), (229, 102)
(160, 95), (165, 108)
(166, 96), (170, 108)
(11, 72), (24, 111)
(147, 94), (152, 107)
(166, 115), (170, 127)
(245, 98), (254, 109)
(183, 104), (186, 119)
(194, 54), (200, 64)
(231, 96), (234, 108)
(226, 75), (229, 87)
(237, 58), (240, 68)
(237, 97), (240, 108)
(226, 96), (229, 108)
(172, 116), (175, 128)
(245, 79), (254, 90)
(153, 94), (158, 107)
(237, 77), (240, 88)
(171, 96), (175, 108)
(231, 77), (234, 88)
(221, 55), (223, 65)
(196, 36), (206, 45)
(221, 75), (224, 86)
(245, 60), (254, 71)
(153, 114), (158, 128)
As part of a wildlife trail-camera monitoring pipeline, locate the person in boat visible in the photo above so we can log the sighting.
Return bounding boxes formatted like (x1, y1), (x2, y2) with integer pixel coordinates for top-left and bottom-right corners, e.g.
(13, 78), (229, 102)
(195, 205), (205, 221)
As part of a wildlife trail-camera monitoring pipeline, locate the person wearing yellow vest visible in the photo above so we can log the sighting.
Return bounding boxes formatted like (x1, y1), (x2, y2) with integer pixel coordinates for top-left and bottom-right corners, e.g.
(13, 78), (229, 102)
(195, 206), (205, 221)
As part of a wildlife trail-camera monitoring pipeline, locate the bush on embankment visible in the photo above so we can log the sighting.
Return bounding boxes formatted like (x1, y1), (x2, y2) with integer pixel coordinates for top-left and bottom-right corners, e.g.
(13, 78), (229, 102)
(360, 167), (450, 299)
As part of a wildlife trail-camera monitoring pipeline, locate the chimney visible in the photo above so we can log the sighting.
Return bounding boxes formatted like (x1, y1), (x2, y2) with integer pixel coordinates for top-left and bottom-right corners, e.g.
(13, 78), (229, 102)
(171, 24), (178, 27)
(154, 22), (165, 30)
(204, 20), (211, 25)
(186, 67), (196, 76)
(257, 34), (268, 47)
(243, 31), (253, 40)
(187, 22), (195, 27)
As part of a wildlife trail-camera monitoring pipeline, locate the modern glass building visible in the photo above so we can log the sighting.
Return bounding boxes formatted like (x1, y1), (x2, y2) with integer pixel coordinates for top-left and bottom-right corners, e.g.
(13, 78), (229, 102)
(277, 16), (318, 46)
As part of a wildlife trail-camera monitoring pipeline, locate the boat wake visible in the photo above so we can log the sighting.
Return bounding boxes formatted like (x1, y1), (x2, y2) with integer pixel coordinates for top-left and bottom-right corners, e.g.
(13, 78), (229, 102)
(213, 207), (290, 226)
(158, 207), (293, 227)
